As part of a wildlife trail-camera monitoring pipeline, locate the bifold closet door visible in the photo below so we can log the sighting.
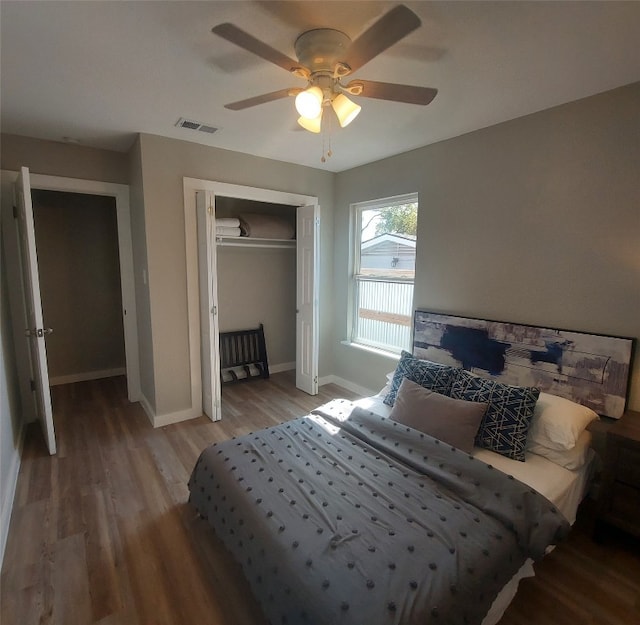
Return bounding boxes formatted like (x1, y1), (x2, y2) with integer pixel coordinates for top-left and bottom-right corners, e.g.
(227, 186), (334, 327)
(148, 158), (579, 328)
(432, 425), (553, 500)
(197, 190), (221, 421)
(296, 204), (319, 395)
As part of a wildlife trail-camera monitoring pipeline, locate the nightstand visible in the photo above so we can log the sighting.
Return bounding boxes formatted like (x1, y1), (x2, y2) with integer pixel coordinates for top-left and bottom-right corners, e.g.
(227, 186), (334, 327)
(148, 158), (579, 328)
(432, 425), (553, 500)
(595, 409), (640, 540)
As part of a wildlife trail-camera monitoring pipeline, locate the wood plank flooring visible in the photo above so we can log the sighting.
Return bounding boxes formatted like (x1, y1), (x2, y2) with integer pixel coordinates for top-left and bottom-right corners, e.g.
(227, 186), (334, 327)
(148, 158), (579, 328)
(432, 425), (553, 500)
(2, 373), (639, 624)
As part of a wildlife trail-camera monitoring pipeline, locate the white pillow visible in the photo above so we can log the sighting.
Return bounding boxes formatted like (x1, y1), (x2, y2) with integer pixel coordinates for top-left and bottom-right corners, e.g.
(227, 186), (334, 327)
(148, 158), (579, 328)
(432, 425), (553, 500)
(528, 429), (593, 470)
(375, 371), (397, 397)
(527, 392), (599, 451)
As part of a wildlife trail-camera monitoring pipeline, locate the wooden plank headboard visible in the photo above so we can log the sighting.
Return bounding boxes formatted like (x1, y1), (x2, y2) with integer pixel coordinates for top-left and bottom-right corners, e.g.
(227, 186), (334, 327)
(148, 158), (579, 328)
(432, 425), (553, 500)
(413, 311), (634, 419)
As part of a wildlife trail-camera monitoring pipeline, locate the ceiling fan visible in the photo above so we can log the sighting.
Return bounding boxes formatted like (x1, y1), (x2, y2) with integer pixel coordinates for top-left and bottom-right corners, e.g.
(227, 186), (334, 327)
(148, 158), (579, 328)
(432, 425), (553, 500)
(211, 4), (437, 134)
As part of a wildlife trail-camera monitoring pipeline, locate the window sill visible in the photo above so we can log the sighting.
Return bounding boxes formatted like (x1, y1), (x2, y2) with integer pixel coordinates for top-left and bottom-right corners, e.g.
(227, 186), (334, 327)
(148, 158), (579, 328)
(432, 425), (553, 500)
(340, 340), (401, 361)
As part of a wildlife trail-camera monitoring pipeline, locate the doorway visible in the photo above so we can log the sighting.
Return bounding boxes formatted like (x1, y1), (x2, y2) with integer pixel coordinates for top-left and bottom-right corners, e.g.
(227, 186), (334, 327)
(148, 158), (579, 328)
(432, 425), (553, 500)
(1, 169), (139, 453)
(183, 178), (319, 423)
(27, 173), (140, 403)
(32, 189), (126, 386)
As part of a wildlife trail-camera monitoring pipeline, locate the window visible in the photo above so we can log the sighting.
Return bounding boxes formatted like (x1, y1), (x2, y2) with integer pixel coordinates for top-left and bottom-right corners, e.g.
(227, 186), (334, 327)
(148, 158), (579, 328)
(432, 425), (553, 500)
(350, 193), (417, 354)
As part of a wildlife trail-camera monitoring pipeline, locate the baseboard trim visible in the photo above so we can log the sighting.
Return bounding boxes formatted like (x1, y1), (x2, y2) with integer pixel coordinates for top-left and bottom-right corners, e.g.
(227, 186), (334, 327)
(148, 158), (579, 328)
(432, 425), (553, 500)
(139, 392), (202, 428)
(140, 370), (365, 428)
(270, 362), (295, 374)
(153, 407), (202, 428)
(50, 368), (126, 386)
(318, 375), (376, 398)
(0, 421), (25, 569)
(139, 393), (155, 426)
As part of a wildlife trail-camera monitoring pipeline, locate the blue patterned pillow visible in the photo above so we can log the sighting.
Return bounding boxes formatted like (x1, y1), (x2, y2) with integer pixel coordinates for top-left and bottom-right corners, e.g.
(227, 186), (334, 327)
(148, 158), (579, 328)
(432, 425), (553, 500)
(384, 351), (457, 406)
(450, 370), (540, 461)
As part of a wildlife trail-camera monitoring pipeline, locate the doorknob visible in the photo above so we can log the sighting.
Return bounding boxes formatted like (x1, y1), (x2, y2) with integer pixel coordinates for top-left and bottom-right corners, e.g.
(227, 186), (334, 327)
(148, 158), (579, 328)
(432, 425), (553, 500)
(25, 328), (53, 337)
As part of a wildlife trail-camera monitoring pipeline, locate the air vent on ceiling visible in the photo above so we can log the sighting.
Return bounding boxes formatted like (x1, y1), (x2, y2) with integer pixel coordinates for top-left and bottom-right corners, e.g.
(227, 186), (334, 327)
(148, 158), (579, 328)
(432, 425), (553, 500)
(175, 117), (218, 134)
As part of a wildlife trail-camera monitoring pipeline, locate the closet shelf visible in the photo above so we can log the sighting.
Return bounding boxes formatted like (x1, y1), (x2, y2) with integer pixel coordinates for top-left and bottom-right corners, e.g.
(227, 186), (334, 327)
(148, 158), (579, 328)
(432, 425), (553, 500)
(216, 236), (296, 249)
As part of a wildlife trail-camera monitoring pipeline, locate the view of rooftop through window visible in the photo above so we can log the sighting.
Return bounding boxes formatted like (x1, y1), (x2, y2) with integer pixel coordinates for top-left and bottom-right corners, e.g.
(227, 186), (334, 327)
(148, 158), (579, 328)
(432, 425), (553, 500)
(360, 202), (417, 278)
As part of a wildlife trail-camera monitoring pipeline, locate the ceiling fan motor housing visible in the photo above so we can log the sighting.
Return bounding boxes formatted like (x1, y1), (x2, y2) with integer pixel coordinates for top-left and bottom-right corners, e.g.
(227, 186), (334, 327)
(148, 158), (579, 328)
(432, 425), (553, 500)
(294, 29), (352, 75)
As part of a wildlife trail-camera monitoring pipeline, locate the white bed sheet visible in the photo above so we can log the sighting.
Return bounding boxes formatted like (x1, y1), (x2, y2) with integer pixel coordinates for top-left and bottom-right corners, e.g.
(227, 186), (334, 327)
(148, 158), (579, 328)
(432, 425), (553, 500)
(354, 394), (596, 625)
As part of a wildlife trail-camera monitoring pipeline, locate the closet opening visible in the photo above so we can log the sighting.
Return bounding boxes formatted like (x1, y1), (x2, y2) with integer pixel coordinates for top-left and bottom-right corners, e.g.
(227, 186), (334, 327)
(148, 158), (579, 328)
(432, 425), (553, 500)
(183, 177), (319, 425)
(214, 196), (298, 381)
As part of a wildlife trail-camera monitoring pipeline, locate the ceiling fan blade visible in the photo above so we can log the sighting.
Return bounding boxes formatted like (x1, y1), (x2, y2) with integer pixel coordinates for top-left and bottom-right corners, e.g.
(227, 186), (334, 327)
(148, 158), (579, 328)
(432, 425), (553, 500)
(224, 88), (298, 111)
(212, 23), (304, 74)
(345, 5), (421, 73)
(347, 80), (437, 106)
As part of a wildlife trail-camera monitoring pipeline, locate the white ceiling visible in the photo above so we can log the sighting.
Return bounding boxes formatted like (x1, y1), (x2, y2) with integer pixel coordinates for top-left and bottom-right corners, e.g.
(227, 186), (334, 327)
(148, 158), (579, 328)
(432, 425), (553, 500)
(2, 1), (639, 173)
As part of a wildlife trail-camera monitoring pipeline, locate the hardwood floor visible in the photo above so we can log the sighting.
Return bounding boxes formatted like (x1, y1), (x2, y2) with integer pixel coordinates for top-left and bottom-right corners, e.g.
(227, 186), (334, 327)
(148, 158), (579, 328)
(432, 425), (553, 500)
(500, 505), (640, 625)
(2, 373), (639, 624)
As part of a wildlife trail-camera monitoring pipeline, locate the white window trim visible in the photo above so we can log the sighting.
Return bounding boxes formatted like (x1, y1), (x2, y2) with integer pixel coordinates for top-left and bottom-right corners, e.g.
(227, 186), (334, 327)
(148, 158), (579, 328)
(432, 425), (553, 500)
(340, 339), (401, 362)
(347, 192), (418, 355)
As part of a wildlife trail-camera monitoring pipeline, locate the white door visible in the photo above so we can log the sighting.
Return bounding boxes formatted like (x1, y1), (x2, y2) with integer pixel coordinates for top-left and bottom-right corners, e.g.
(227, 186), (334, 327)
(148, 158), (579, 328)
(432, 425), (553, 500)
(197, 191), (221, 421)
(296, 205), (319, 395)
(14, 167), (57, 454)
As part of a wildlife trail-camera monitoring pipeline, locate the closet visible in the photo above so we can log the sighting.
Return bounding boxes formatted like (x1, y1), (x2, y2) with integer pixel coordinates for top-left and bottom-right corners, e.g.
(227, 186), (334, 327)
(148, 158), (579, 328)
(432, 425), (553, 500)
(185, 177), (318, 424)
(214, 196), (297, 376)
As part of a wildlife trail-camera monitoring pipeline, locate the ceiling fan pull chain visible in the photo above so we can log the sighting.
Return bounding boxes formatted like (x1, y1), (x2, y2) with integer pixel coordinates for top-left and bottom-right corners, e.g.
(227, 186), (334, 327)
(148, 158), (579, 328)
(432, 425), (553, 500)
(320, 108), (333, 163)
(321, 118), (326, 162)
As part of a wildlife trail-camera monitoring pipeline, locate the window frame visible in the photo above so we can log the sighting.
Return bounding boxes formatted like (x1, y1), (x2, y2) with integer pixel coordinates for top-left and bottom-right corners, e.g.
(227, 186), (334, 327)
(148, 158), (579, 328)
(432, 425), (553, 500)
(348, 192), (418, 355)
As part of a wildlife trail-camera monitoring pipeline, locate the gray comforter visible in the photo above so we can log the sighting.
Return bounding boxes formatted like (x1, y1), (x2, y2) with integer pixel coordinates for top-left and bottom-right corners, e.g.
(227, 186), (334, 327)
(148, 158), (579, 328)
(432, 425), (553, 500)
(188, 399), (570, 625)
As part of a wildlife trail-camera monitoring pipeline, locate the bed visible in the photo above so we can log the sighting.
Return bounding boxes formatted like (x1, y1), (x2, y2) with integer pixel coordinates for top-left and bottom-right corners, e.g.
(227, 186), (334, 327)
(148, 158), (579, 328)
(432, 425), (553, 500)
(189, 312), (634, 625)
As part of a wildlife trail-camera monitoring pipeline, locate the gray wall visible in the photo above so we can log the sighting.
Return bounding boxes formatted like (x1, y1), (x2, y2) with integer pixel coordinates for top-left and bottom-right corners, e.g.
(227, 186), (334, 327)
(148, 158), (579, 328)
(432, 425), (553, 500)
(32, 190), (125, 380)
(127, 136), (156, 412)
(333, 83), (640, 411)
(1, 134), (128, 184)
(135, 133), (335, 417)
(216, 246), (296, 367)
(1, 227), (23, 561)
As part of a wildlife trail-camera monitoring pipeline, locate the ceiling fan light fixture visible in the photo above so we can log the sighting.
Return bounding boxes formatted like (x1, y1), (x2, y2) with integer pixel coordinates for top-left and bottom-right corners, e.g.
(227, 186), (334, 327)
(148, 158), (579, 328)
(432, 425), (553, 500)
(297, 113), (322, 133)
(331, 93), (361, 128)
(295, 86), (323, 119)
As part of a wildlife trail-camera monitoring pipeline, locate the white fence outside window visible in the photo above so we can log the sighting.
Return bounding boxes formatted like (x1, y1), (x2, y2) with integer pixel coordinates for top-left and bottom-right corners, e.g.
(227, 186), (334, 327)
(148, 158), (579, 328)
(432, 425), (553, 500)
(354, 280), (413, 353)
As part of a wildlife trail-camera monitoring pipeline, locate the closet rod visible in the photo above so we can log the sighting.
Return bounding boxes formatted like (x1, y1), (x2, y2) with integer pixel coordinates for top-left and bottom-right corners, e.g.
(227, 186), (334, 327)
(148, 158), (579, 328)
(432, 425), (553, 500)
(216, 237), (295, 250)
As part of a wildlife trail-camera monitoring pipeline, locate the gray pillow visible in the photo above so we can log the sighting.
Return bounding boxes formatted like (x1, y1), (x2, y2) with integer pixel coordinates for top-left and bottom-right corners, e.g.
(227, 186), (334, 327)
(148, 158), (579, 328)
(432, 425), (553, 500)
(389, 378), (487, 453)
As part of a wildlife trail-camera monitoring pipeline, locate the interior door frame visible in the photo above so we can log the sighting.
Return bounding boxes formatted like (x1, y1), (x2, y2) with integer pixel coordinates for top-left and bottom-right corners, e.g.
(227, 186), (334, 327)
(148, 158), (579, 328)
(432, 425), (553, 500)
(1, 169), (140, 404)
(183, 177), (319, 420)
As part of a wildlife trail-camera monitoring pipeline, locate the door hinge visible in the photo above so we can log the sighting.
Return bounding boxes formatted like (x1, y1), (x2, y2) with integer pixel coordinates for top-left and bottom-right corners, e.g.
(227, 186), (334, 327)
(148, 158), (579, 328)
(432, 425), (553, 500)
(208, 204), (213, 215)
(13, 205), (18, 219)
(30, 379), (36, 392)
